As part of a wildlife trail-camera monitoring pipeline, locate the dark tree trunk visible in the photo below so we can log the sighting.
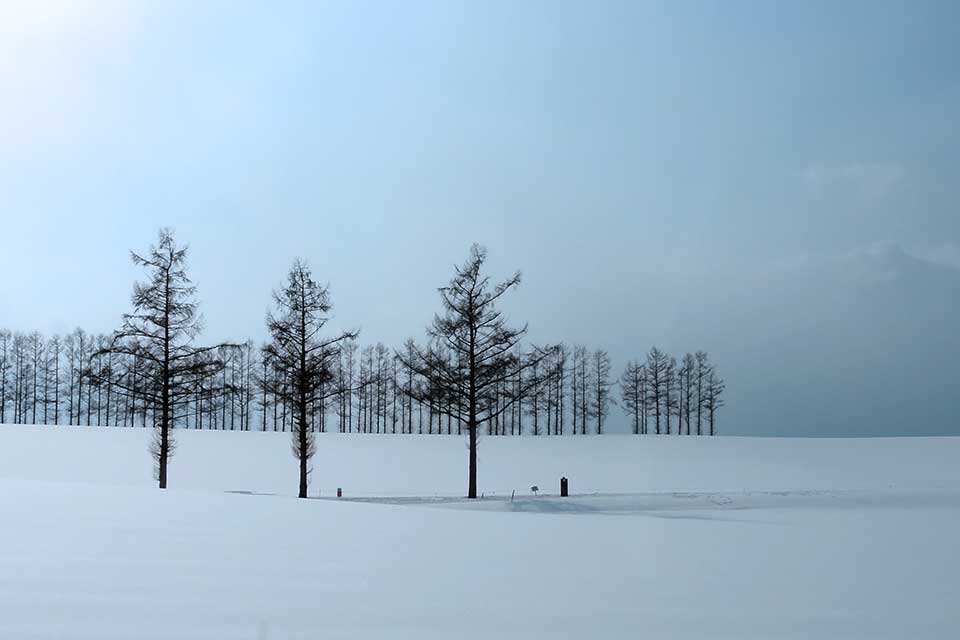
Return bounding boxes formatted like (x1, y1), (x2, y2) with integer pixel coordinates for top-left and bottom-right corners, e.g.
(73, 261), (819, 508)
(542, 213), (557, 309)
(159, 285), (171, 490)
(468, 424), (478, 499)
(298, 416), (309, 498)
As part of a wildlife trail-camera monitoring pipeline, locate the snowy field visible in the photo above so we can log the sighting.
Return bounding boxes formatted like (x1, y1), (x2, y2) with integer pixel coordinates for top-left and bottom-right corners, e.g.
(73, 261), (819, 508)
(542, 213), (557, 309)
(1, 425), (959, 639)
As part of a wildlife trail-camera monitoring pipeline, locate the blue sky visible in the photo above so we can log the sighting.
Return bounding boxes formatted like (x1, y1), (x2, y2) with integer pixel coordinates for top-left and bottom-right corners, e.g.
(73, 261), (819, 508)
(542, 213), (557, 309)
(1, 1), (959, 435)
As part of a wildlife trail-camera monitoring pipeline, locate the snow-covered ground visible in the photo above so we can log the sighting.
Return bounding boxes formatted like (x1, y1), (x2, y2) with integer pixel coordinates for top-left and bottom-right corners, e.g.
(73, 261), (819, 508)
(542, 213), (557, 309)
(1, 425), (958, 639)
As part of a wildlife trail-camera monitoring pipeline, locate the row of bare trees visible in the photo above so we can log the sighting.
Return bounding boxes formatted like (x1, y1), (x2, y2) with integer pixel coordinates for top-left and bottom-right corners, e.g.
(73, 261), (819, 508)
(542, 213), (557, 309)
(0, 329), (265, 432)
(619, 349), (725, 437)
(0, 328), (122, 428)
(1, 230), (724, 497)
(0, 334), (722, 437)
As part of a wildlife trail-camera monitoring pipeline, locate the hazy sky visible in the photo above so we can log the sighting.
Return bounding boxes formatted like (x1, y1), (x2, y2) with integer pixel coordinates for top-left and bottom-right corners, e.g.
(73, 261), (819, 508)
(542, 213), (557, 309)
(2, 1), (958, 436)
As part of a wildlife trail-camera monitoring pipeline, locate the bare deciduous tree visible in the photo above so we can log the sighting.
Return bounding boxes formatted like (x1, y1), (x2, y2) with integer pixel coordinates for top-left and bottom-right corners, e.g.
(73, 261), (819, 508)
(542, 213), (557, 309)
(645, 346), (669, 435)
(695, 350), (710, 436)
(398, 244), (546, 498)
(591, 349), (612, 434)
(0, 330), (10, 424)
(263, 259), (357, 499)
(679, 353), (695, 435)
(96, 229), (233, 488)
(619, 360), (645, 435)
(705, 369), (725, 436)
(664, 355), (677, 435)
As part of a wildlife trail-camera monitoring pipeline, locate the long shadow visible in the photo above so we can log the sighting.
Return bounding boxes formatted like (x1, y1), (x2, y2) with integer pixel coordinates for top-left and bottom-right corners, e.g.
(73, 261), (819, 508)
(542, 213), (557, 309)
(224, 490), (279, 497)
(246, 488), (960, 523)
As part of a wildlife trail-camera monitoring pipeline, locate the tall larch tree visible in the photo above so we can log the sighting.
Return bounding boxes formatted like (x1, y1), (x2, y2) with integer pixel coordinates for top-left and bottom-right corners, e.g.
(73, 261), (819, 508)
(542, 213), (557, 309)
(97, 229), (232, 488)
(264, 259), (357, 499)
(619, 360), (645, 435)
(664, 355), (677, 435)
(399, 244), (546, 499)
(705, 369), (725, 436)
(645, 346), (669, 435)
(591, 349), (612, 434)
(0, 329), (10, 424)
(679, 353), (696, 436)
(695, 351), (710, 436)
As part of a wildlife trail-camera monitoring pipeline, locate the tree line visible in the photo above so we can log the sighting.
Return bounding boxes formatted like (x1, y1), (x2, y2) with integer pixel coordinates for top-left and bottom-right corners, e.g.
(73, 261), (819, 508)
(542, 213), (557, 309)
(0, 230), (725, 497)
(0, 332), (723, 438)
(0, 331), (724, 436)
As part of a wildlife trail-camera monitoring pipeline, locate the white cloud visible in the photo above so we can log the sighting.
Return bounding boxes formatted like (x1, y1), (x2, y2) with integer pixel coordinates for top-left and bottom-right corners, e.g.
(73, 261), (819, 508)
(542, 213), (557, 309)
(914, 243), (960, 270)
(770, 241), (948, 284)
(802, 162), (906, 202)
